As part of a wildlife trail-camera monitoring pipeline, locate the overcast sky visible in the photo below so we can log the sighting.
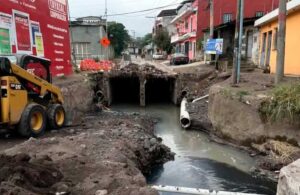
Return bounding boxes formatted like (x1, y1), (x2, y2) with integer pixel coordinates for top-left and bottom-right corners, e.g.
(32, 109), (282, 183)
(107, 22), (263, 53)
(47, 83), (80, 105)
(68, 0), (182, 37)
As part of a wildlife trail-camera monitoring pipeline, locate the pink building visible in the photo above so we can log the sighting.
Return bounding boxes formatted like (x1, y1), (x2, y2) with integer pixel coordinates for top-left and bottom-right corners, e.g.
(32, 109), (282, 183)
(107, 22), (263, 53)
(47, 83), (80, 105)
(171, 0), (198, 60)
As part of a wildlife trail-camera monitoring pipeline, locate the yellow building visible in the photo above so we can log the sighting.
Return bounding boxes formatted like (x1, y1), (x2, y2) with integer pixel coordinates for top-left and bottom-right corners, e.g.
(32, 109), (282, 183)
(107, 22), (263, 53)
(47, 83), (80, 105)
(255, 0), (300, 76)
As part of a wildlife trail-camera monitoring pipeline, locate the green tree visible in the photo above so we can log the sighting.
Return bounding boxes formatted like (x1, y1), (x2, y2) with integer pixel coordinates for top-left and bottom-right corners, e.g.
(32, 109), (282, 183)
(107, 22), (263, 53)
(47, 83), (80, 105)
(153, 28), (172, 54)
(141, 33), (153, 48)
(108, 22), (130, 56)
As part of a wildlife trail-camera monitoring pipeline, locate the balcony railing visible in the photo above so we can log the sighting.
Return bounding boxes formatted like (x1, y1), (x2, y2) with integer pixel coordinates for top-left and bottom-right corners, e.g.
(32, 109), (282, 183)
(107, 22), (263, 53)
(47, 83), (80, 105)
(171, 6), (197, 24)
(171, 31), (196, 44)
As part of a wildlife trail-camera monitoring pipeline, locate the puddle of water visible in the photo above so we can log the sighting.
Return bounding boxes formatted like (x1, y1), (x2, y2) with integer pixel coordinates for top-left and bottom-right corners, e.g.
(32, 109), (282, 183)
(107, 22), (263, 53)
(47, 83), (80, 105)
(112, 104), (277, 195)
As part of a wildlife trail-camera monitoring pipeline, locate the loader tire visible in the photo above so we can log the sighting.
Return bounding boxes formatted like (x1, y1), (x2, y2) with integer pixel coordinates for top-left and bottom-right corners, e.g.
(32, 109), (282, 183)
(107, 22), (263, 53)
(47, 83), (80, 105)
(0, 57), (11, 74)
(18, 104), (47, 137)
(47, 104), (65, 129)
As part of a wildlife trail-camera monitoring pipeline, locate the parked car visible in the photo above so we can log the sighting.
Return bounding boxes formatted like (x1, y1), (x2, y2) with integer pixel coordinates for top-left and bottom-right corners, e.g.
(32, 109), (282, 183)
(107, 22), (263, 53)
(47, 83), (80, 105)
(170, 53), (189, 65)
(153, 53), (166, 60)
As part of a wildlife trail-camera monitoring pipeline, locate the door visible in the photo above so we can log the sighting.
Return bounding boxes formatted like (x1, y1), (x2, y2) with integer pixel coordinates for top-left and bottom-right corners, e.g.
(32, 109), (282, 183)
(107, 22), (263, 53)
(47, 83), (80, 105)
(265, 31), (272, 67)
(185, 42), (189, 56)
(193, 42), (196, 59)
(260, 33), (267, 68)
(246, 30), (253, 59)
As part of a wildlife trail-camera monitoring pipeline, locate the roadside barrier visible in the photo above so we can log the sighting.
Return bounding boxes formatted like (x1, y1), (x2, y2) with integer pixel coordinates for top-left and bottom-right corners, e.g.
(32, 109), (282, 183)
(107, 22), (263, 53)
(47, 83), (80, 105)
(80, 59), (114, 71)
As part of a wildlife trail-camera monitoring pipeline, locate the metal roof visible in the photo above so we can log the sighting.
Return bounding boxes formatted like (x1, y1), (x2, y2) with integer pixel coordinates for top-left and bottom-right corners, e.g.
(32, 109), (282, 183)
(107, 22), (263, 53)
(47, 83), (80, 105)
(255, 0), (300, 27)
(157, 9), (177, 17)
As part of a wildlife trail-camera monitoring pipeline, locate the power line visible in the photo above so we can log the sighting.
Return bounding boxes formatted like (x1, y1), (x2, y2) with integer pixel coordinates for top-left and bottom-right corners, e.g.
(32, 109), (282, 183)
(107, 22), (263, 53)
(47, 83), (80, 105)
(105, 3), (180, 17)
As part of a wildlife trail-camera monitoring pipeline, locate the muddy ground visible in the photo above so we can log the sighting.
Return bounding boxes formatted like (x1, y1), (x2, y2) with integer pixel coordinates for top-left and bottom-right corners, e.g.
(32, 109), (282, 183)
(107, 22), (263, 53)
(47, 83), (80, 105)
(184, 69), (300, 181)
(0, 111), (173, 195)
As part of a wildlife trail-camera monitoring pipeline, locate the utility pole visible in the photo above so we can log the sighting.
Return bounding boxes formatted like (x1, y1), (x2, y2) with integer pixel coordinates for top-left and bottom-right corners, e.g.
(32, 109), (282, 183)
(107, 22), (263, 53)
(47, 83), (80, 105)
(131, 30), (136, 55)
(237, 0), (244, 82)
(206, 0), (214, 63)
(105, 0), (109, 60)
(209, 0), (214, 39)
(232, 0), (244, 84)
(105, 0), (108, 36)
(67, 0), (77, 68)
(275, 0), (287, 84)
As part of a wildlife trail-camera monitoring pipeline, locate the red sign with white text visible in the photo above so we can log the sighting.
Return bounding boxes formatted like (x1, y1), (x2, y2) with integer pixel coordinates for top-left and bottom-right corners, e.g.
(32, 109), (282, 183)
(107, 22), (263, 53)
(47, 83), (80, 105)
(14, 12), (31, 52)
(0, 0), (72, 76)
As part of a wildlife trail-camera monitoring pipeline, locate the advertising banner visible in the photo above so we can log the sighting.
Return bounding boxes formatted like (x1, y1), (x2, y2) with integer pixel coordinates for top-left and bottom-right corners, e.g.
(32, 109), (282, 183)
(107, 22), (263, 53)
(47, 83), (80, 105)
(14, 11), (31, 53)
(0, 0), (72, 76)
(205, 39), (223, 55)
(31, 21), (40, 45)
(0, 13), (14, 44)
(0, 28), (11, 54)
(35, 32), (44, 57)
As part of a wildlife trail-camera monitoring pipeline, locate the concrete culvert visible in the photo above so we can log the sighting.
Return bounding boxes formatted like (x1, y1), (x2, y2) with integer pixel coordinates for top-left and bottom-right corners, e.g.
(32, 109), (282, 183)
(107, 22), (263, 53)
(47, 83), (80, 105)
(110, 77), (140, 104)
(145, 78), (175, 104)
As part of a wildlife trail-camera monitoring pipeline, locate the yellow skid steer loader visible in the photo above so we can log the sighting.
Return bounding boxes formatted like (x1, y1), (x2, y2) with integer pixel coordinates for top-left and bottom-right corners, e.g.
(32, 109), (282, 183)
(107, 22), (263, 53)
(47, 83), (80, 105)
(0, 55), (65, 137)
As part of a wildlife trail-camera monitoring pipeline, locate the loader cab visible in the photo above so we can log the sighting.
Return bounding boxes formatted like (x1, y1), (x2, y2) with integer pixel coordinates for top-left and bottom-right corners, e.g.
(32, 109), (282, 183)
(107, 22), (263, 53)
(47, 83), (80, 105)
(0, 54), (51, 83)
(0, 55), (52, 104)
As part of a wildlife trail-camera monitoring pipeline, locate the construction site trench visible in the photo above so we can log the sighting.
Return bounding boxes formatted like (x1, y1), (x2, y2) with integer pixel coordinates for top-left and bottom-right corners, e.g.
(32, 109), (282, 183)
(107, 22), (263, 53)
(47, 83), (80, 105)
(0, 63), (277, 195)
(90, 63), (277, 194)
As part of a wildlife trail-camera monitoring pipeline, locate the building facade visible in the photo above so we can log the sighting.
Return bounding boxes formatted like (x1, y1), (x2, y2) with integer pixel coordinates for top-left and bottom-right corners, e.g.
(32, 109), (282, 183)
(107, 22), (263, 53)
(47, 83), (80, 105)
(255, 0), (300, 76)
(197, 0), (279, 39)
(70, 16), (113, 62)
(171, 0), (198, 60)
(155, 9), (177, 36)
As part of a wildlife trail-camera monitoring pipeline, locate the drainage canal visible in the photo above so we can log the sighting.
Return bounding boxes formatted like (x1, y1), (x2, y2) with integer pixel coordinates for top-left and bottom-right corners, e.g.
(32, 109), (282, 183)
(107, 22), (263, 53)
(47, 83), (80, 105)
(112, 105), (277, 195)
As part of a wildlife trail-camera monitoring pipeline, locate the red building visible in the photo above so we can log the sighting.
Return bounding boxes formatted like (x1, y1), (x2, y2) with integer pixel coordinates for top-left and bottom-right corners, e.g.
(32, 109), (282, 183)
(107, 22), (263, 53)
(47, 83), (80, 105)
(197, 0), (279, 38)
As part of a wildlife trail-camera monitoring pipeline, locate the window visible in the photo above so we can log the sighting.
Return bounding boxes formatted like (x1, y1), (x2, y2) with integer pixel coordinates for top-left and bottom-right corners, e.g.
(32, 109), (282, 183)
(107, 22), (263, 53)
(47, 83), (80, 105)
(72, 42), (91, 60)
(190, 17), (193, 32)
(185, 20), (189, 30)
(189, 41), (192, 51)
(256, 12), (264, 17)
(273, 28), (278, 50)
(223, 13), (232, 23)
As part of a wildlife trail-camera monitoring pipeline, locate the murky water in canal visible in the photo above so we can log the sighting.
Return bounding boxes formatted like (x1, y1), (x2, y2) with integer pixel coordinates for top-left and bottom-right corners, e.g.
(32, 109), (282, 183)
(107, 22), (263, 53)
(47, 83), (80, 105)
(112, 104), (277, 195)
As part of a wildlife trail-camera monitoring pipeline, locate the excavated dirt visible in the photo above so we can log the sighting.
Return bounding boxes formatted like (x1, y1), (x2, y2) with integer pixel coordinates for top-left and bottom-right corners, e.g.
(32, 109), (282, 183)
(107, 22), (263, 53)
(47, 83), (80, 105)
(0, 111), (174, 195)
(184, 70), (231, 131)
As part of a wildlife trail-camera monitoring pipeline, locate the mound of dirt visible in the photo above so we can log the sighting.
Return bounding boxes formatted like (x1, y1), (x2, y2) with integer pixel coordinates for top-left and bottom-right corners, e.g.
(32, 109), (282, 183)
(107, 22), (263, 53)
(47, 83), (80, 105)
(0, 154), (62, 195)
(1, 111), (174, 195)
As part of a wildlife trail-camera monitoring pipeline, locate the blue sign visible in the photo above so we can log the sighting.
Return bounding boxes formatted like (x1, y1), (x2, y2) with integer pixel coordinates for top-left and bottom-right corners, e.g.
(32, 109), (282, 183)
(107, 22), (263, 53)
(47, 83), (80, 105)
(31, 23), (40, 45)
(205, 39), (223, 55)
